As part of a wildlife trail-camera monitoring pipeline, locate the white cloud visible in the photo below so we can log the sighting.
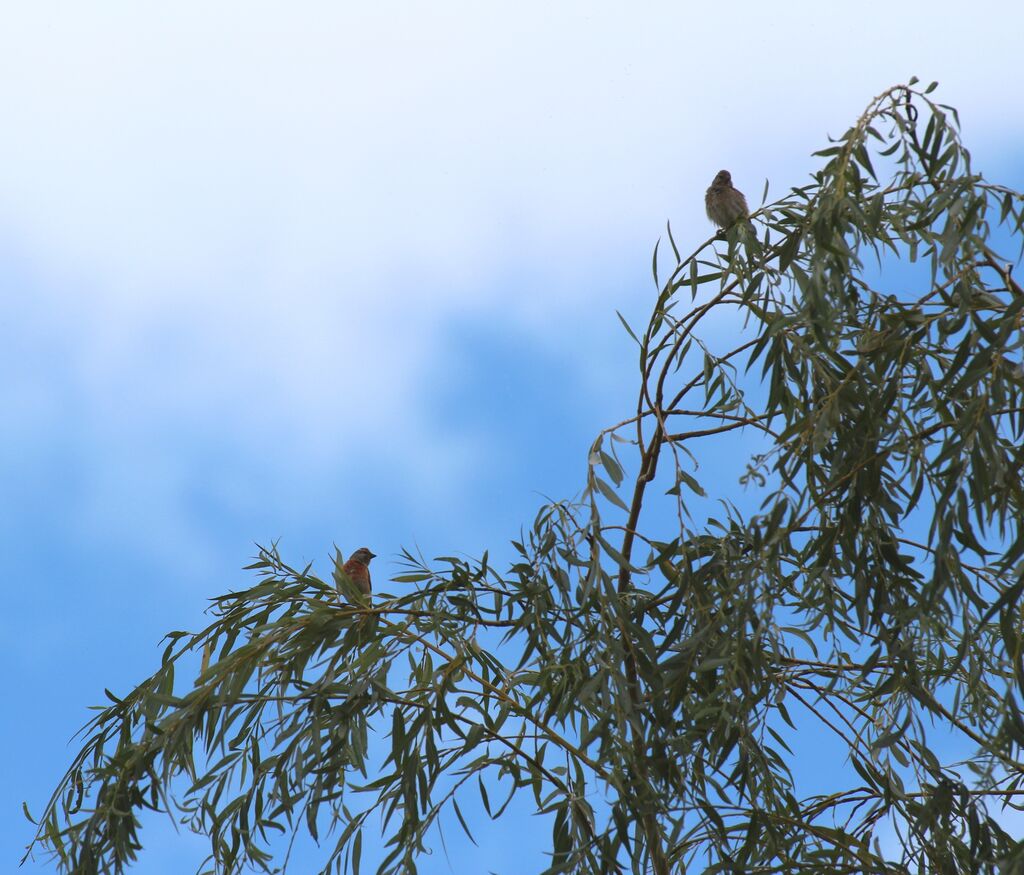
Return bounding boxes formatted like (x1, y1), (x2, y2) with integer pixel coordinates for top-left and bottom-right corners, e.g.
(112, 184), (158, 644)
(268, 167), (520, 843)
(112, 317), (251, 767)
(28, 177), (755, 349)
(1, 1), (1021, 553)
(3, 2), (1019, 296)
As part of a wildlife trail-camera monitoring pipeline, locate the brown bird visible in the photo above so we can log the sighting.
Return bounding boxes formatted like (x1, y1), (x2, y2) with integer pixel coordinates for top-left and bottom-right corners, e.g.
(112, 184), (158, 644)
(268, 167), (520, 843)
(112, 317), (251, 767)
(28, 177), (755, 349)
(341, 547), (377, 596)
(705, 170), (751, 230)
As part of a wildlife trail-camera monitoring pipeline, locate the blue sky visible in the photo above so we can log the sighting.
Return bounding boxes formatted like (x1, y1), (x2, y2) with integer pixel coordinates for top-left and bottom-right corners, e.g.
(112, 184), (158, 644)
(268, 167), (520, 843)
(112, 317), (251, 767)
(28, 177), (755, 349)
(4, 2), (1024, 872)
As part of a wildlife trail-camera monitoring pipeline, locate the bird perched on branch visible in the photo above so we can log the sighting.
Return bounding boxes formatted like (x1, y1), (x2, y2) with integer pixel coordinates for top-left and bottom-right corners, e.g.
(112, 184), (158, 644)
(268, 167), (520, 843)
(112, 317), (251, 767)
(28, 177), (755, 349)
(705, 170), (751, 230)
(341, 547), (377, 596)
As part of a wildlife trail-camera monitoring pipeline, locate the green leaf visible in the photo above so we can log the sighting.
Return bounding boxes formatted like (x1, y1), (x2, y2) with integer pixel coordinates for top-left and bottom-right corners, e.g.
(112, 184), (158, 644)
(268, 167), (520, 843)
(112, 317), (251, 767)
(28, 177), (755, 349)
(599, 449), (624, 487)
(594, 476), (629, 512)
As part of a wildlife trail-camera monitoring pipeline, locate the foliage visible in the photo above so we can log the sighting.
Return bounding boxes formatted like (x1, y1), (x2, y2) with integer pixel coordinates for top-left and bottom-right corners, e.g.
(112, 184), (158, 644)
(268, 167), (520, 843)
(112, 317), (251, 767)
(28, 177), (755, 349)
(26, 79), (1024, 874)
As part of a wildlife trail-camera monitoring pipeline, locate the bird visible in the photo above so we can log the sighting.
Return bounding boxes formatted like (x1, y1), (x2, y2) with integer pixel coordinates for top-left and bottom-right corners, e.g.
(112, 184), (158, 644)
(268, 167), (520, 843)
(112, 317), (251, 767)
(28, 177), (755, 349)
(341, 547), (377, 596)
(705, 170), (751, 230)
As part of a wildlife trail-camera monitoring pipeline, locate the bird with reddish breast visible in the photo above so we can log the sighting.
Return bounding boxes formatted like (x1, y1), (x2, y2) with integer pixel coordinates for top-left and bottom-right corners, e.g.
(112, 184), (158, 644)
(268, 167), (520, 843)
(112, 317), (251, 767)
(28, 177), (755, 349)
(341, 547), (377, 596)
(705, 169), (751, 230)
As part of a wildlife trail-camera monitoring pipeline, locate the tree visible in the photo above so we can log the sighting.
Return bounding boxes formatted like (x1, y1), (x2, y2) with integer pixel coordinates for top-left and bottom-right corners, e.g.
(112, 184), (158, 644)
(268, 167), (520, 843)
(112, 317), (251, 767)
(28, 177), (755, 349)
(25, 79), (1024, 874)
